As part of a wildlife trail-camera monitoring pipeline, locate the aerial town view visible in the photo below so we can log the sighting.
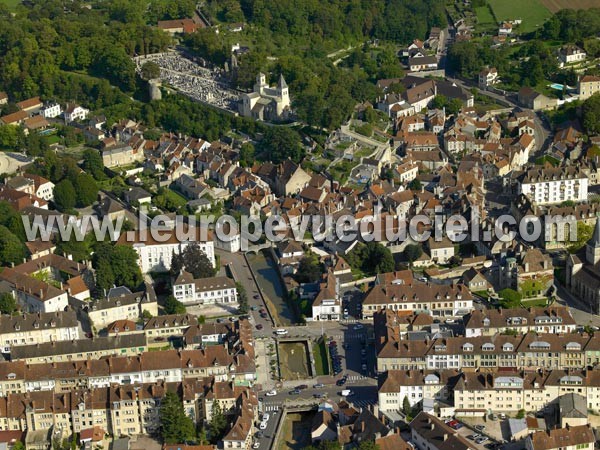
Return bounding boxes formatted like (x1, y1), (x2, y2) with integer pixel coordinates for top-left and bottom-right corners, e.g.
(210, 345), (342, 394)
(3, 1), (600, 450)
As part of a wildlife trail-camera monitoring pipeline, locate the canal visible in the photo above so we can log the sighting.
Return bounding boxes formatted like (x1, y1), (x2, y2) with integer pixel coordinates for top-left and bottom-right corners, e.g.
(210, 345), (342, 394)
(246, 249), (296, 325)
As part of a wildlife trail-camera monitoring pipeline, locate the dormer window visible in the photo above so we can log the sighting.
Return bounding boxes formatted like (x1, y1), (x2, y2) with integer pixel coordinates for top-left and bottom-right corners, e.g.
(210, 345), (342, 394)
(462, 343), (474, 352)
(502, 343), (513, 352)
(482, 343), (495, 351)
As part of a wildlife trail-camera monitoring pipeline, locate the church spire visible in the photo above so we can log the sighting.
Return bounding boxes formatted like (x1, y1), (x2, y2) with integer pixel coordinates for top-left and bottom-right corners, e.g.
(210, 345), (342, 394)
(277, 74), (288, 90)
(591, 216), (600, 248)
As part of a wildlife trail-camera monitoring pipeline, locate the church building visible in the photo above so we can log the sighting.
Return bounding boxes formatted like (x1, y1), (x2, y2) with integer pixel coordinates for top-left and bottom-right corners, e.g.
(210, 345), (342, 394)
(239, 73), (291, 121)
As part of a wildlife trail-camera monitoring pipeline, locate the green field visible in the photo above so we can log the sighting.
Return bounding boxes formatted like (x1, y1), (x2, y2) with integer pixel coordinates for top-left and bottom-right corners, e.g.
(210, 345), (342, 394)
(488, 0), (552, 33)
(474, 5), (497, 32)
(312, 340), (330, 376)
(0, 0), (20, 11)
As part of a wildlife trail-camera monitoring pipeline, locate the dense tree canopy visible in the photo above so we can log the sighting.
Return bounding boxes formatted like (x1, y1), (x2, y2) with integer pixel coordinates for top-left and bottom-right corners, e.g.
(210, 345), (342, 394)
(159, 391), (196, 444)
(346, 241), (395, 275)
(93, 243), (143, 292)
(169, 243), (216, 279)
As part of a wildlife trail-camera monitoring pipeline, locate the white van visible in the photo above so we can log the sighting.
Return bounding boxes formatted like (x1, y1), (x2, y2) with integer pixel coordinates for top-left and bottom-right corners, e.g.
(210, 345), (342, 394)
(341, 389), (353, 397)
(275, 329), (288, 335)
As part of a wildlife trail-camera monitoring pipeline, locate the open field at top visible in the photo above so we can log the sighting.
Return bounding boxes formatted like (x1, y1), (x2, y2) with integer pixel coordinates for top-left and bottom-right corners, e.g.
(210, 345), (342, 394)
(541, 0), (600, 12)
(0, 0), (20, 10)
(488, 0), (552, 33)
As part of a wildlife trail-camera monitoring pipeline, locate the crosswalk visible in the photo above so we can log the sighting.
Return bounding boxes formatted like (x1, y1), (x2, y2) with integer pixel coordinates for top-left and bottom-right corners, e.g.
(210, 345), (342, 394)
(263, 404), (281, 412)
(346, 375), (368, 382)
(328, 333), (365, 341)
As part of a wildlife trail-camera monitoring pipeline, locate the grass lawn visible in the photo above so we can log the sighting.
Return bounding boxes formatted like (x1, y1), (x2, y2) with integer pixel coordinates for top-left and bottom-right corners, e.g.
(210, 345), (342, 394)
(313, 340), (330, 376)
(474, 5), (497, 32)
(488, 0), (552, 33)
(164, 188), (188, 207)
(521, 298), (549, 307)
(0, 0), (20, 11)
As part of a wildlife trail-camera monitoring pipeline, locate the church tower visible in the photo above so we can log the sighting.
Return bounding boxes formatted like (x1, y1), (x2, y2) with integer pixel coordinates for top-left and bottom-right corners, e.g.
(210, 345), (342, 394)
(277, 74), (289, 108)
(254, 72), (267, 95)
(586, 217), (600, 265)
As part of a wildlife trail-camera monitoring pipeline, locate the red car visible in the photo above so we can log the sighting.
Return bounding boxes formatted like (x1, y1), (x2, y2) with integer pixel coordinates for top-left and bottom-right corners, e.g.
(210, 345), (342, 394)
(256, 324), (263, 330)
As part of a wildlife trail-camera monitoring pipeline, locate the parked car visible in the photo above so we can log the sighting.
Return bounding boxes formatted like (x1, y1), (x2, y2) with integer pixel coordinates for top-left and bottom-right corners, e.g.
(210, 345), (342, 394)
(313, 383), (324, 389)
(253, 443), (260, 449)
(313, 393), (326, 399)
(254, 432), (263, 439)
(296, 384), (308, 390)
(289, 389), (301, 395)
(253, 294), (260, 299)
(475, 425), (486, 432)
(336, 377), (347, 386)
(475, 437), (488, 445)
(265, 390), (277, 397)
(255, 324), (263, 330)
(262, 413), (270, 421)
(259, 422), (267, 430)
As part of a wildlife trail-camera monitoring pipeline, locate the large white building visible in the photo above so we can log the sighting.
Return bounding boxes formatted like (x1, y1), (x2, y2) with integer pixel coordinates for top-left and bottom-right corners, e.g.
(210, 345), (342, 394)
(0, 311), (79, 353)
(117, 227), (215, 274)
(239, 73), (290, 121)
(172, 271), (238, 306)
(518, 166), (588, 205)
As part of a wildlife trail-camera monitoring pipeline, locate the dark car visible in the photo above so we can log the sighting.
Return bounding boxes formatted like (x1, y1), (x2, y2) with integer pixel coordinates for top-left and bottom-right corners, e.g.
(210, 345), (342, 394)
(336, 377), (347, 386)
(296, 384), (308, 390)
(255, 324), (263, 330)
(255, 431), (263, 439)
(289, 389), (301, 395)
(253, 294), (260, 299)
(313, 393), (326, 399)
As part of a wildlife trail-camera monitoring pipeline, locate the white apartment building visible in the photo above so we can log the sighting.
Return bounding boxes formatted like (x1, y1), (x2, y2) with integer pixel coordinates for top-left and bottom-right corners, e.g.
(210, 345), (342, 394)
(172, 272), (237, 305)
(518, 167), (588, 205)
(378, 370), (451, 411)
(0, 311), (79, 353)
(117, 228), (215, 274)
(64, 104), (89, 123)
(41, 103), (62, 119)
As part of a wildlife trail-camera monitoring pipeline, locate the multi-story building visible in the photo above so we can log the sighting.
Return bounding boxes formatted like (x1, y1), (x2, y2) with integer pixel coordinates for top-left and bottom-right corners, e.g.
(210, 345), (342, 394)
(172, 272), (237, 306)
(463, 306), (576, 337)
(87, 285), (158, 328)
(117, 227), (215, 274)
(0, 311), (79, 353)
(239, 73), (290, 122)
(526, 424), (594, 450)
(410, 413), (473, 450)
(578, 75), (600, 101)
(378, 370), (460, 411)
(517, 166), (588, 205)
(363, 281), (473, 319)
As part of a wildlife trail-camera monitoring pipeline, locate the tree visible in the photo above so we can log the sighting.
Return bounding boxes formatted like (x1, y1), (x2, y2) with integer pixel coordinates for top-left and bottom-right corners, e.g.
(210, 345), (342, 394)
(209, 400), (228, 443)
(583, 93), (600, 135)
(498, 288), (522, 308)
(92, 243), (142, 291)
(239, 142), (255, 168)
(169, 251), (184, 278)
(260, 127), (304, 164)
(160, 391), (196, 444)
(173, 243), (216, 279)
(0, 292), (17, 314)
(408, 179), (422, 190)
(140, 61), (161, 80)
(82, 149), (106, 180)
(164, 295), (186, 315)
(346, 242), (394, 276)
(236, 282), (249, 314)
(12, 442), (24, 450)
(74, 173), (98, 207)
(54, 179), (76, 211)
(402, 396), (411, 416)
(568, 222), (594, 253)
(0, 225), (26, 266)
(404, 244), (423, 263)
(295, 253), (322, 283)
